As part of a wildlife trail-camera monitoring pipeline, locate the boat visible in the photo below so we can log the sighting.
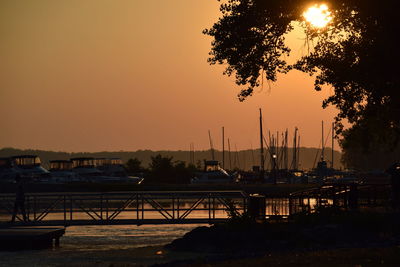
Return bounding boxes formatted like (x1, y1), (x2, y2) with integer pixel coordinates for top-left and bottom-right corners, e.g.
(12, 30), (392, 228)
(49, 160), (80, 183)
(10, 155), (51, 182)
(191, 160), (233, 184)
(69, 157), (143, 183)
(70, 157), (104, 182)
(95, 158), (144, 184)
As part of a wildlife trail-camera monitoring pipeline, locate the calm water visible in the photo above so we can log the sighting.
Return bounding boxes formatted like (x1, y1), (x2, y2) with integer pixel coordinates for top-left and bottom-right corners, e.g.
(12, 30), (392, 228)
(62, 224), (204, 251)
(0, 224), (204, 266)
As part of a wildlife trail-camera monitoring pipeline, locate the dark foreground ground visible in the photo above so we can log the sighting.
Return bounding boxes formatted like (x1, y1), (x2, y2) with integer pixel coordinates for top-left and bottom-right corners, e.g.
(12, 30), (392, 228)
(158, 209), (400, 267)
(1, 242), (399, 266)
(162, 246), (400, 267)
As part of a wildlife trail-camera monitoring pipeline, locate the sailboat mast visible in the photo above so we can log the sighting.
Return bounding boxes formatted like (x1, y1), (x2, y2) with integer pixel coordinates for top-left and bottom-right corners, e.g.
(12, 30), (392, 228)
(250, 142), (255, 167)
(293, 127), (298, 170)
(284, 129), (288, 170)
(208, 130), (215, 160)
(189, 143), (193, 165)
(321, 120), (325, 161)
(297, 135), (301, 170)
(235, 144), (240, 170)
(222, 127), (225, 169)
(228, 138), (232, 170)
(331, 122), (334, 169)
(259, 108), (265, 179)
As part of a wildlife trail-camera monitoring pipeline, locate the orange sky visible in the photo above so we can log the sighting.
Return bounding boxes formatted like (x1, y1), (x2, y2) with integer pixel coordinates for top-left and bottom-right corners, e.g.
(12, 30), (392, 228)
(0, 0), (339, 152)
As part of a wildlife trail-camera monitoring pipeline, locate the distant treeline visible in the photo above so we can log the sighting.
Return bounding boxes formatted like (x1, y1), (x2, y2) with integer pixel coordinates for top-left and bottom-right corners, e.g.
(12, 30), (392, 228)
(0, 147), (343, 171)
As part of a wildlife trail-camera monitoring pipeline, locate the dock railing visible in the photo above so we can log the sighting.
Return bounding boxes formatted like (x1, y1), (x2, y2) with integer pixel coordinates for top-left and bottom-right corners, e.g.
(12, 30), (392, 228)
(289, 183), (392, 214)
(0, 191), (247, 226)
(0, 184), (393, 226)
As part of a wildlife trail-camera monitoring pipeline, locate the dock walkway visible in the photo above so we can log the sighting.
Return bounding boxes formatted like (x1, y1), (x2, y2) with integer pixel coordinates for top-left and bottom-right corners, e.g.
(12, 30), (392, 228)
(0, 226), (65, 250)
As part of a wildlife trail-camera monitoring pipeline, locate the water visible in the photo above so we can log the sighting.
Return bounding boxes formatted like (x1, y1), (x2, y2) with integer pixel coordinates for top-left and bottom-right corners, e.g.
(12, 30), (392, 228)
(62, 224), (204, 251)
(0, 224), (205, 266)
(0, 197), (321, 266)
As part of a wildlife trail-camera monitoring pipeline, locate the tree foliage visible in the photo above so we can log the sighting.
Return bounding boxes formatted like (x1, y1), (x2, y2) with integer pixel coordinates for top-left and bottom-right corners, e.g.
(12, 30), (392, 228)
(148, 154), (197, 183)
(205, 0), (400, 163)
(125, 158), (143, 175)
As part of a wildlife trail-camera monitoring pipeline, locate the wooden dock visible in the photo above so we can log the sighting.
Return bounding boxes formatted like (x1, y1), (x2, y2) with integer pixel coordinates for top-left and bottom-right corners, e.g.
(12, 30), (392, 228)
(0, 226), (65, 250)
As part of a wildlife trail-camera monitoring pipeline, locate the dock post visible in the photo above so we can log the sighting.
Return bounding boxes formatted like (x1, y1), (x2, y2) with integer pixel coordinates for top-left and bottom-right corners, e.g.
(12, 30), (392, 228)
(248, 194), (266, 223)
(172, 195), (175, 219)
(348, 183), (358, 211)
(54, 237), (60, 248)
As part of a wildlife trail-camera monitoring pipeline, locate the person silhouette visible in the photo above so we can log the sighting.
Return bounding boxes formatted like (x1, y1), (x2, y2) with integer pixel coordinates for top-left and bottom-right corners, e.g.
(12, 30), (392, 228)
(11, 174), (28, 222)
(386, 163), (400, 210)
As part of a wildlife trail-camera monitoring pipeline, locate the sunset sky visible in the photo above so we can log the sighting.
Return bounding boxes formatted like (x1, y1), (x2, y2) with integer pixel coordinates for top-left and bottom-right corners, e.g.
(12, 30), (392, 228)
(0, 0), (339, 152)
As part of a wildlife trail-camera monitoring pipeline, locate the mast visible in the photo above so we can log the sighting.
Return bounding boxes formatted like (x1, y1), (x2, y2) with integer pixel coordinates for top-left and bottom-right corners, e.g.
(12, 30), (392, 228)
(192, 143), (195, 165)
(284, 129), (288, 170)
(250, 142), (255, 167)
(189, 143), (194, 165)
(297, 135), (301, 170)
(242, 150), (246, 171)
(208, 130), (215, 160)
(235, 144), (240, 170)
(292, 127), (298, 170)
(222, 127), (225, 169)
(331, 122), (334, 169)
(276, 131), (279, 170)
(259, 108), (265, 179)
(321, 120), (325, 161)
(228, 138), (232, 170)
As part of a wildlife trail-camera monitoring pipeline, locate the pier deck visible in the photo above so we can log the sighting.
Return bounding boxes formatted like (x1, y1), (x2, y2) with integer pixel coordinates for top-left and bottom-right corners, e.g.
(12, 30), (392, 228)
(0, 226), (65, 250)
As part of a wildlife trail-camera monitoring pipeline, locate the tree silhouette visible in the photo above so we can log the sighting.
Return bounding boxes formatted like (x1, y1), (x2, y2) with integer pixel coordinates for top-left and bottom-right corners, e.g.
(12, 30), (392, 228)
(147, 154), (197, 184)
(205, 0), (399, 161)
(125, 158), (143, 175)
(149, 154), (175, 183)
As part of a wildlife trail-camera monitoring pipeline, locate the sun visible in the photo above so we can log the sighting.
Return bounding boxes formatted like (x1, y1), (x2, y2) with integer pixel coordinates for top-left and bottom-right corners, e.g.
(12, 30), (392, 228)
(303, 4), (332, 28)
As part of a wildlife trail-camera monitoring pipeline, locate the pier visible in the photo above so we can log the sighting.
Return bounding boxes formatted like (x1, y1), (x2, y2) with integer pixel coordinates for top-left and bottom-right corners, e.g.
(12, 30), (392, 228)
(0, 185), (391, 227)
(0, 227), (65, 250)
(0, 191), (247, 226)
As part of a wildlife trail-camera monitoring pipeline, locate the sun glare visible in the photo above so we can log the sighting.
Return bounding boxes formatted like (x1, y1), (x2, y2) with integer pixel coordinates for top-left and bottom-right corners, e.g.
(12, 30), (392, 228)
(303, 4), (332, 28)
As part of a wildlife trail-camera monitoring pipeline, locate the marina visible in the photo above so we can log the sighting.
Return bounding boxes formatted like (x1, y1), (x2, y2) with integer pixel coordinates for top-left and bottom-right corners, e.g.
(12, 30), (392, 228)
(1, 0), (399, 265)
